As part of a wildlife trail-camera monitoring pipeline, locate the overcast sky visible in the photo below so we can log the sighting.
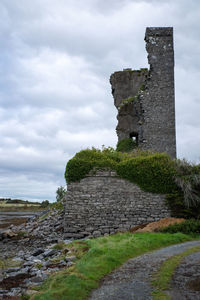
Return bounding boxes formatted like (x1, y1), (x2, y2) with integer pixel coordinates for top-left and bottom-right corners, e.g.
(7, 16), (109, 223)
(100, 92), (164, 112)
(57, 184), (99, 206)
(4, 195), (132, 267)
(0, 0), (200, 202)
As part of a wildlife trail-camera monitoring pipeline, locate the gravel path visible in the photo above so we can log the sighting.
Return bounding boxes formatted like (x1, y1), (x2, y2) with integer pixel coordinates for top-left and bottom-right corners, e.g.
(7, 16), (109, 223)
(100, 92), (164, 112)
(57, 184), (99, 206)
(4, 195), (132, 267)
(169, 251), (200, 300)
(88, 240), (200, 300)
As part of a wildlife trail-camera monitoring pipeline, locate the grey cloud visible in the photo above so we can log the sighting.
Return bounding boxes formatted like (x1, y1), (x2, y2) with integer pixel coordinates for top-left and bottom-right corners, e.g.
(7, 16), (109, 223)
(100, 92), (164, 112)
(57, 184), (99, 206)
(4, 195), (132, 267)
(0, 170), (61, 202)
(0, 0), (199, 201)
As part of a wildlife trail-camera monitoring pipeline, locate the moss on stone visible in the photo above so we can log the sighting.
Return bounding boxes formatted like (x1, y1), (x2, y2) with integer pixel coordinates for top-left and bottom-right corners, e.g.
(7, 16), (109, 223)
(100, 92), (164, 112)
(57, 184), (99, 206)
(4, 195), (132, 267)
(119, 82), (146, 110)
(120, 96), (135, 107)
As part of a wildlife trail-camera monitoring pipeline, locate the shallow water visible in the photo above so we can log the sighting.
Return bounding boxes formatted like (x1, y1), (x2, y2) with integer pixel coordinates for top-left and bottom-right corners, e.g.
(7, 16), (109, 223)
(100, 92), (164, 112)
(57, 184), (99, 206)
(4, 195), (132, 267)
(0, 211), (40, 229)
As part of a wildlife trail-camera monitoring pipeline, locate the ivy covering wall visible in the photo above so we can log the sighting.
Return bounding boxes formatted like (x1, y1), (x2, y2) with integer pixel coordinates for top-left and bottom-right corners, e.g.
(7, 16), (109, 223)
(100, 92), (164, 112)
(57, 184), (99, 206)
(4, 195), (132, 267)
(65, 147), (177, 194)
(65, 146), (200, 219)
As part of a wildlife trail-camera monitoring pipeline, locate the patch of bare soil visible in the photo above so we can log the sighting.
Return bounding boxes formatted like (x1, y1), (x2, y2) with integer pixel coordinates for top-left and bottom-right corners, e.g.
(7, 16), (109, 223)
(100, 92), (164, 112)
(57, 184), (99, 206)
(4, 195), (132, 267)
(0, 297), (21, 300)
(0, 218), (28, 229)
(187, 276), (200, 291)
(130, 218), (185, 233)
(0, 274), (32, 290)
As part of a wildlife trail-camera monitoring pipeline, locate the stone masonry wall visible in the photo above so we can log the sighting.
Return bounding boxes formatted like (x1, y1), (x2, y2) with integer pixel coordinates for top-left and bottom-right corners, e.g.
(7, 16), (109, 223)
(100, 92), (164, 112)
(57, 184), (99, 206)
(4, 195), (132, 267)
(64, 170), (170, 238)
(110, 27), (176, 158)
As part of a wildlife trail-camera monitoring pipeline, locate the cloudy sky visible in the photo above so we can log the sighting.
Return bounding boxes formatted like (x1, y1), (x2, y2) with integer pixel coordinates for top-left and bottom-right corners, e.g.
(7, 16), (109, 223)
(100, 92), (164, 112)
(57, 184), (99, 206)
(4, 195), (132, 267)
(0, 0), (199, 202)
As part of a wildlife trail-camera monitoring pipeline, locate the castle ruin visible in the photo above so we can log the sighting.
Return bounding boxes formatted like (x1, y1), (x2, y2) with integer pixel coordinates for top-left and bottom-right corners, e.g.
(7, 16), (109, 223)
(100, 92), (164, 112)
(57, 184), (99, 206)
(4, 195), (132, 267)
(110, 27), (176, 158)
(64, 27), (175, 239)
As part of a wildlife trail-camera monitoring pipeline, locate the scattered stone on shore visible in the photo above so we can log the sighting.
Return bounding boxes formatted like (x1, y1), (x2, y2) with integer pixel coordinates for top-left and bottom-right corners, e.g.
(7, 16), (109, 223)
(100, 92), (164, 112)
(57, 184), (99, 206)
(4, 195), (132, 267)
(0, 241), (75, 298)
(0, 214), (188, 298)
(0, 207), (75, 298)
(0, 230), (17, 241)
(0, 208), (64, 244)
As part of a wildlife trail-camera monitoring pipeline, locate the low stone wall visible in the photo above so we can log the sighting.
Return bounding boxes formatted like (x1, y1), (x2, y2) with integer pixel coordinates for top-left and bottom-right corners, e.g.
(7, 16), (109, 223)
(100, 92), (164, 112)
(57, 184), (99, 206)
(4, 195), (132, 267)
(64, 170), (171, 238)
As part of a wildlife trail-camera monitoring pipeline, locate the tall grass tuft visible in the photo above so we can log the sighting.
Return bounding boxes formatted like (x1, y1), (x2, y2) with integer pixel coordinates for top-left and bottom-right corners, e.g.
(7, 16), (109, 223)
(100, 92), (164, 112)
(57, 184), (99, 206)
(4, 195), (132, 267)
(174, 159), (200, 207)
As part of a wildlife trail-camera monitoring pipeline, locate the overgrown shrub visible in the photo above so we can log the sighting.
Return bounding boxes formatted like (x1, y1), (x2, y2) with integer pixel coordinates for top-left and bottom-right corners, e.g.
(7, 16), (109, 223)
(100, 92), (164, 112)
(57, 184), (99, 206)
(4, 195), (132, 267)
(65, 148), (120, 183)
(65, 147), (200, 218)
(166, 192), (200, 219)
(161, 219), (200, 234)
(50, 201), (64, 210)
(117, 153), (177, 194)
(65, 148), (177, 194)
(116, 138), (137, 152)
(56, 186), (67, 202)
(173, 159), (200, 207)
(165, 159), (200, 219)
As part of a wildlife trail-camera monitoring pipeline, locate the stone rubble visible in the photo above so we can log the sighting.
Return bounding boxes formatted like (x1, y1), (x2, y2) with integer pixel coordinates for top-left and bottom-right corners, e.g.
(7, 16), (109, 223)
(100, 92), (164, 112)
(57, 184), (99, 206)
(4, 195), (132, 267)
(0, 208), (76, 298)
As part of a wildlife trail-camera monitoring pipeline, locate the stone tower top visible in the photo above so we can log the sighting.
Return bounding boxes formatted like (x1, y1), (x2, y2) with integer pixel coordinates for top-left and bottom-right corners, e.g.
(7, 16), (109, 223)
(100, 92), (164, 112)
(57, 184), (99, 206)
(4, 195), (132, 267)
(145, 27), (173, 37)
(110, 27), (176, 158)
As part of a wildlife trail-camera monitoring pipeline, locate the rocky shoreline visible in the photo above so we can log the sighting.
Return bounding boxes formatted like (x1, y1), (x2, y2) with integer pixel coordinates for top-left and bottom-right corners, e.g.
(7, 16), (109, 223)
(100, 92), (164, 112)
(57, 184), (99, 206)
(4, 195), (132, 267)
(1, 211), (199, 299)
(0, 208), (76, 299)
(0, 211), (42, 230)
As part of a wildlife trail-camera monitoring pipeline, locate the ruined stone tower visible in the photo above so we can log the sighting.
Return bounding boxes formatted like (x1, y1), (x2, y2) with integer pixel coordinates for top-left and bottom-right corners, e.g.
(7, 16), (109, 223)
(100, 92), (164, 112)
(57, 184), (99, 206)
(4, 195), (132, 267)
(110, 27), (176, 158)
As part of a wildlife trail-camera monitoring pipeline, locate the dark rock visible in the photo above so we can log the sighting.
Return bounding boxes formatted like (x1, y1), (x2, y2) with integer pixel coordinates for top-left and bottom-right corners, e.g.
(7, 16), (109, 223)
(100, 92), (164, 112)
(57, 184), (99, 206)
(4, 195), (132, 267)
(6, 267), (21, 273)
(43, 249), (57, 258)
(32, 248), (44, 256)
(23, 261), (34, 267)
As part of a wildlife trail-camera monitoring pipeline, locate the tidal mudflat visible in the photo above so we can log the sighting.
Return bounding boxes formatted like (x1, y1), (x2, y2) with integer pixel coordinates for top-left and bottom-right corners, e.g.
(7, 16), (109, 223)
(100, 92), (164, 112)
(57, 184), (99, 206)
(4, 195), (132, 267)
(0, 211), (40, 229)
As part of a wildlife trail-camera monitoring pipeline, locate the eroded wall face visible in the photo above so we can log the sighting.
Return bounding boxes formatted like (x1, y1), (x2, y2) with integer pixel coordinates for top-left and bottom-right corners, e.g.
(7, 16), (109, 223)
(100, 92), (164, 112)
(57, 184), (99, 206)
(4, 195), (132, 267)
(110, 27), (176, 158)
(110, 69), (148, 142)
(64, 171), (170, 239)
(142, 27), (176, 158)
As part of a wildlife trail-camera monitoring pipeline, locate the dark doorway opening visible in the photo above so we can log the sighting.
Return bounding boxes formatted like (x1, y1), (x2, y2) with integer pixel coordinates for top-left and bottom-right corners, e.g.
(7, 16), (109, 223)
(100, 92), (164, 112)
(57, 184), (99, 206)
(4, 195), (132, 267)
(130, 132), (138, 146)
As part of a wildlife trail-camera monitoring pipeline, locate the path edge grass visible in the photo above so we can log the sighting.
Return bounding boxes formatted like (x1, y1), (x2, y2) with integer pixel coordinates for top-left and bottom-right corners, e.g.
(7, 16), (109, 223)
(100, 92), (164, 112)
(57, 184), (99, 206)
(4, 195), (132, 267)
(151, 245), (200, 300)
(29, 233), (200, 300)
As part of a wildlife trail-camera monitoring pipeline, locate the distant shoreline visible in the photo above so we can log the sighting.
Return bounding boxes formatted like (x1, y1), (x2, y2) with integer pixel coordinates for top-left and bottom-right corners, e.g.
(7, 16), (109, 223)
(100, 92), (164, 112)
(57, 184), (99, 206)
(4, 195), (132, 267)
(0, 210), (45, 230)
(0, 206), (44, 212)
(0, 199), (48, 230)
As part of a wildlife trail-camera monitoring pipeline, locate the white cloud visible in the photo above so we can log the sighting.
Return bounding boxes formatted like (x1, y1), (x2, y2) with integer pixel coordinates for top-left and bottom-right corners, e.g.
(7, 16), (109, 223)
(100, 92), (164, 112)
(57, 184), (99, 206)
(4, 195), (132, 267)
(0, 0), (200, 201)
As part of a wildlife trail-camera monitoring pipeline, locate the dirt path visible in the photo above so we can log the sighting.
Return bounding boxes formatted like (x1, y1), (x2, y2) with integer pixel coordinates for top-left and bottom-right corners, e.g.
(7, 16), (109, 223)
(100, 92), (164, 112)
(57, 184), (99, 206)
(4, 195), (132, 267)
(88, 240), (200, 300)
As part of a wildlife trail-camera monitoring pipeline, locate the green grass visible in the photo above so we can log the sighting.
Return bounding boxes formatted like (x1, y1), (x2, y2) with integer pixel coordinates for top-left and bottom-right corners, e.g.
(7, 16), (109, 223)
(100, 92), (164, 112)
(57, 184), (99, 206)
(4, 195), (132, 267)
(152, 245), (200, 300)
(52, 242), (67, 250)
(31, 232), (198, 300)
(0, 258), (22, 269)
